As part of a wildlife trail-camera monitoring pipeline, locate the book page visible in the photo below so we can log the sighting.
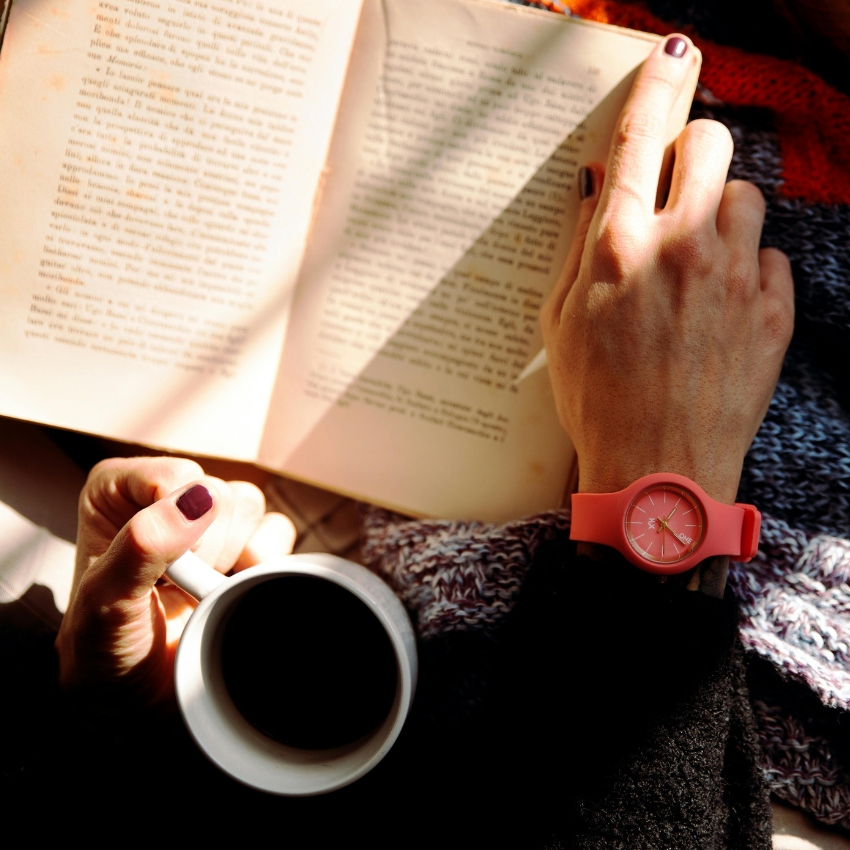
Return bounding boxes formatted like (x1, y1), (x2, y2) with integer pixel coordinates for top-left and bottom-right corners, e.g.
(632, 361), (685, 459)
(260, 0), (696, 521)
(0, 0), (362, 459)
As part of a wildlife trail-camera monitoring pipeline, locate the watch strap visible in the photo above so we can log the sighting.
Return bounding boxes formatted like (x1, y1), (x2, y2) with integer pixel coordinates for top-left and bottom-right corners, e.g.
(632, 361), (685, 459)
(570, 474), (761, 573)
(570, 489), (630, 551)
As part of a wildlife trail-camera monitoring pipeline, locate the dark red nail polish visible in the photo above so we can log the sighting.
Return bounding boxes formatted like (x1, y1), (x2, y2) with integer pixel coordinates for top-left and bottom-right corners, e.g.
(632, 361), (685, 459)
(579, 166), (594, 200)
(177, 484), (213, 521)
(664, 37), (687, 58)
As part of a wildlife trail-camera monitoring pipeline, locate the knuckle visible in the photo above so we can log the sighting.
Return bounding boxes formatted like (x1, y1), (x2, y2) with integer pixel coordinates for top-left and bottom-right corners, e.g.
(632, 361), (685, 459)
(725, 179), (766, 213)
(660, 230), (714, 277)
(166, 457), (205, 480)
(763, 245), (791, 269)
(602, 164), (647, 212)
(724, 256), (759, 299)
(123, 511), (163, 561)
(86, 457), (121, 488)
(79, 466), (113, 519)
(150, 457), (205, 494)
(685, 117), (734, 149)
(231, 480), (266, 520)
(595, 212), (641, 253)
(615, 110), (665, 146)
(636, 69), (682, 98)
(592, 221), (639, 279)
(592, 219), (618, 253)
(78, 490), (100, 523)
(87, 459), (111, 481)
(182, 458), (206, 476)
(762, 298), (794, 348)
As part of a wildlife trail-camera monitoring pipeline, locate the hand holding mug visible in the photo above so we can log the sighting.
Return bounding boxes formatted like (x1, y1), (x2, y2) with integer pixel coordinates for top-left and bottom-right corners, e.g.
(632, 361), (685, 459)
(56, 456), (296, 708)
(57, 456), (417, 795)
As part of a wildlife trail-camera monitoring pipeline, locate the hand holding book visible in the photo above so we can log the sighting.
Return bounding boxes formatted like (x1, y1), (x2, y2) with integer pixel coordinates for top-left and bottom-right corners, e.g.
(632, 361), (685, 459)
(540, 34), (795, 507)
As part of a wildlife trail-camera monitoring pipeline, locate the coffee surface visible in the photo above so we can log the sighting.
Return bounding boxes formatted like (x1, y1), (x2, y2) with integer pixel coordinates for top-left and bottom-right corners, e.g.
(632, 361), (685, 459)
(221, 576), (398, 749)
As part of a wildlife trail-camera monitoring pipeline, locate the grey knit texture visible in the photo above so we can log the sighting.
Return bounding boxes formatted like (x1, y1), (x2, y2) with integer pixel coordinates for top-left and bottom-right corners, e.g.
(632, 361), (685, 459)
(755, 699), (850, 830)
(361, 507), (572, 637)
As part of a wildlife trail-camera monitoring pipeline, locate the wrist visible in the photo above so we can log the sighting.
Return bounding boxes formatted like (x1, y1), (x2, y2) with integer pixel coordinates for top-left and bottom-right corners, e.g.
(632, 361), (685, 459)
(570, 472), (759, 576)
(577, 459), (742, 506)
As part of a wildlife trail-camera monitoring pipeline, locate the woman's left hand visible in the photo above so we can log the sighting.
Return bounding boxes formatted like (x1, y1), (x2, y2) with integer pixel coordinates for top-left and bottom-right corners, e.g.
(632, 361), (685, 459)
(55, 456), (296, 709)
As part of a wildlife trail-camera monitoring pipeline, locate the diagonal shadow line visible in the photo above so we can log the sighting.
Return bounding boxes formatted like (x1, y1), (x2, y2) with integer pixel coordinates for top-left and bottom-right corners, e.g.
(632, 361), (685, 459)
(101, 2), (603, 455)
(257, 13), (645, 490)
(105, 2), (649, 491)
(299, 1), (600, 315)
(0, 0), (307, 454)
(100, 271), (297, 457)
(268, 106), (617, 489)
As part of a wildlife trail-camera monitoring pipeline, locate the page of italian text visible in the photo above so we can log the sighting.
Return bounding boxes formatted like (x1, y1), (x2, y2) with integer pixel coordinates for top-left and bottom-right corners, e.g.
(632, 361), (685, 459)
(261, 0), (689, 520)
(0, 0), (363, 459)
(262, 0), (696, 521)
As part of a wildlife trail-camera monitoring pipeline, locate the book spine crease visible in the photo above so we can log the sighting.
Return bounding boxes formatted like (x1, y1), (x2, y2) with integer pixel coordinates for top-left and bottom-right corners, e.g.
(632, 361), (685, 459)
(0, 1), (11, 57)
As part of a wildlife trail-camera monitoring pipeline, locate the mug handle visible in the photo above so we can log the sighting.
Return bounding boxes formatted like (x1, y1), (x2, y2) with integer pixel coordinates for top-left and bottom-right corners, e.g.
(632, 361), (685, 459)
(165, 550), (227, 601)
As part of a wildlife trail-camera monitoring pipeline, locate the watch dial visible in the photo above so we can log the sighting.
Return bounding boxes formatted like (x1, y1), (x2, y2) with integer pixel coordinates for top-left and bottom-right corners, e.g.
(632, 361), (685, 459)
(625, 484), (705, 564)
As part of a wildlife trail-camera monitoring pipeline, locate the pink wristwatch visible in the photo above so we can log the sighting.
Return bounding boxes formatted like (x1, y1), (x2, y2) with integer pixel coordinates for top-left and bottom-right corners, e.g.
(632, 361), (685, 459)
(570, 472), (761, 575)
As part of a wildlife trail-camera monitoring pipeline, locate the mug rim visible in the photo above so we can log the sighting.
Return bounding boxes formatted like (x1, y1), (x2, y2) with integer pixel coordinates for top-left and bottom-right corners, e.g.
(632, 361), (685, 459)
(174, 553), (417, 796)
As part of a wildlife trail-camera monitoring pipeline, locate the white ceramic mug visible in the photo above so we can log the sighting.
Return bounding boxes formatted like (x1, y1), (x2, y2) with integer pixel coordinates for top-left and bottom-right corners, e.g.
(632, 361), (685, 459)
(165, 551), (417, 796)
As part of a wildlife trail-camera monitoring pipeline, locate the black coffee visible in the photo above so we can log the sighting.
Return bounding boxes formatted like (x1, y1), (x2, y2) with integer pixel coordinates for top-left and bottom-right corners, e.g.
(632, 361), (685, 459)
(220, 576), (398, 749)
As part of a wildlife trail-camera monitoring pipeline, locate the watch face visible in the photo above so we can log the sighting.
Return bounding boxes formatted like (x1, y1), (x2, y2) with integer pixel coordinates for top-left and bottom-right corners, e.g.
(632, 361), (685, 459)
(625, 483), (705, 565)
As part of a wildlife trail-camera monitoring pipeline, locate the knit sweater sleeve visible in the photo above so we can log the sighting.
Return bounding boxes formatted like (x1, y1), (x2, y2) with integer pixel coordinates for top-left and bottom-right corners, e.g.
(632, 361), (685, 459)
(404, 538), (774, 849)
(504, 542), (772, 847)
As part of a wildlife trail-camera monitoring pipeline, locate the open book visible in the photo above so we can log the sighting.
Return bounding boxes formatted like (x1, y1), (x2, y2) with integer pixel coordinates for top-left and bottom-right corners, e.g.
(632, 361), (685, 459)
(0, 0), (697, 521)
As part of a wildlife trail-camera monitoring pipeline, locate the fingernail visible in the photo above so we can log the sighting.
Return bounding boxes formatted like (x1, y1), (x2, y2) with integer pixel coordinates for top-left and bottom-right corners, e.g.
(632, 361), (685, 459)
(579, 166), (594, 200)
(177, 484), (213, 521)
(664, 36), (688, 58)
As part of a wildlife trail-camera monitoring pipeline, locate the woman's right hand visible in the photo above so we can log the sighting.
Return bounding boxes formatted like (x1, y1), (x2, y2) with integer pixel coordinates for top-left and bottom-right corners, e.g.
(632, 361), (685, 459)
(541, 34), (794, 507)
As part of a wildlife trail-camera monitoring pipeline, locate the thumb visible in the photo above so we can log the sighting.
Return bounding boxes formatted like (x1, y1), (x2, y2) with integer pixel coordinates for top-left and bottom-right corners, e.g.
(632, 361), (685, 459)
(86, 480), (221, 604)
(543, 163), (603, 327)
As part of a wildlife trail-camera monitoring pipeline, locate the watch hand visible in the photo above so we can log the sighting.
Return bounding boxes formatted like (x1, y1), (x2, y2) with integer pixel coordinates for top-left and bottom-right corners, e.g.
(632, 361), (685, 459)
(657, 507), (678, 528)
(658, 517), (678, 539)
(658, 517), (685, 545)
(655, 505), (678, 533)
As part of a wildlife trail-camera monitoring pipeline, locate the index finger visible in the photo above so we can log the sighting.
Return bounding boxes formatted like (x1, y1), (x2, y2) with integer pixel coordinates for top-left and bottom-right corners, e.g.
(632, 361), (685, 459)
(599, 34), (700, 221)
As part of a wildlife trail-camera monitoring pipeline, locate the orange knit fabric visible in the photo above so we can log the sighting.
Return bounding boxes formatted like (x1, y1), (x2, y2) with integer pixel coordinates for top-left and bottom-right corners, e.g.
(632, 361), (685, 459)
(552, 0), (850, 205)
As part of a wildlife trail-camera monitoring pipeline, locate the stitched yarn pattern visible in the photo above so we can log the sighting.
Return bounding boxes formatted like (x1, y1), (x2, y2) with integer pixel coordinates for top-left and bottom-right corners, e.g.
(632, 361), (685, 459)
(361, 507), (572, 637)
(755, 699), (850, 829)
(729, 515), (850, 709)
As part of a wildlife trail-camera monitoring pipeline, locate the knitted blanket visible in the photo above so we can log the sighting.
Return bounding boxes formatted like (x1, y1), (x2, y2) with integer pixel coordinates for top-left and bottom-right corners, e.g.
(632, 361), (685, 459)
(361, 0), (850, 831)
